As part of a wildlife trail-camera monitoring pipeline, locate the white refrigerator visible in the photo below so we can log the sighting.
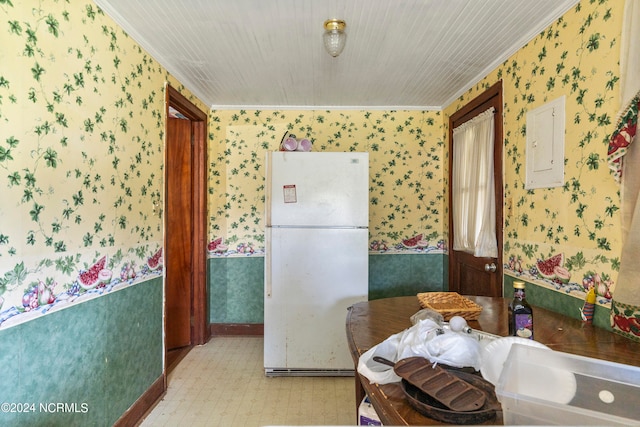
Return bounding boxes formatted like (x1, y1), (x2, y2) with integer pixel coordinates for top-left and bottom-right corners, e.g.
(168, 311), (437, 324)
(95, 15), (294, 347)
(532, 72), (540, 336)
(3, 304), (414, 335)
(264, 151), (369, 376)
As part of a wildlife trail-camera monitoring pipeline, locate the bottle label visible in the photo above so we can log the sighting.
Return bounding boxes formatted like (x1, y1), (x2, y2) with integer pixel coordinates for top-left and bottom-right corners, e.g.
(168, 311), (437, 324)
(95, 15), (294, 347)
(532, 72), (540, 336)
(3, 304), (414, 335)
(514, 313), (533, 339)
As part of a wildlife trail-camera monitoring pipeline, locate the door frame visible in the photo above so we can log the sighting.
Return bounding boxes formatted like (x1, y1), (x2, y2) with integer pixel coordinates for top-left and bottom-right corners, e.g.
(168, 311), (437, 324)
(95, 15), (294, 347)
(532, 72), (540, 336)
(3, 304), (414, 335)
(164, 84), (208, 350)
(448, 81), (504, 296)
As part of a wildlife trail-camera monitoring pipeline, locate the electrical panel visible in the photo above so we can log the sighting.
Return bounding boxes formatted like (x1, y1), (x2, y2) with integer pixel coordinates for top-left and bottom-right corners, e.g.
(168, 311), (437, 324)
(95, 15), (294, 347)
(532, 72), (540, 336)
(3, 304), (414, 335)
(525, 96), (566, 189)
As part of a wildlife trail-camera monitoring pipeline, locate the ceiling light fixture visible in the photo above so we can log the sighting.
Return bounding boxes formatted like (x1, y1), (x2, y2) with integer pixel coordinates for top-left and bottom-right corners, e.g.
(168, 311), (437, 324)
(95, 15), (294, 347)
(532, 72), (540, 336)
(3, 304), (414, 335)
(323, 19), (347, 57)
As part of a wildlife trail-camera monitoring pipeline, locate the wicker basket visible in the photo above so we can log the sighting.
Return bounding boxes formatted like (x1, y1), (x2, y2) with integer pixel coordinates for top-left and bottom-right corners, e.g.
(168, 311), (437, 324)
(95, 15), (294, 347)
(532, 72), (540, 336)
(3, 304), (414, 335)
(416, 292), (483, 321)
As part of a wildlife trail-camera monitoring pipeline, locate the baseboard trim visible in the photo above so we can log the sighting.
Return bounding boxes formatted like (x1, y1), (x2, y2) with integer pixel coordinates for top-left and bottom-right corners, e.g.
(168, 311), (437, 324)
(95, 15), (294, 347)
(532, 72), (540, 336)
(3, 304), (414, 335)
(115, 374), (165, 427)
(210, 323), (264, 336)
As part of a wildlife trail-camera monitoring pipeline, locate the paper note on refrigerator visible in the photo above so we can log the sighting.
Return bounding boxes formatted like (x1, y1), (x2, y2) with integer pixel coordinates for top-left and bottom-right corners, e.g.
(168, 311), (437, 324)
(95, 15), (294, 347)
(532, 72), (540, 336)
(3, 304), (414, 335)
(283, 184), (297, 203)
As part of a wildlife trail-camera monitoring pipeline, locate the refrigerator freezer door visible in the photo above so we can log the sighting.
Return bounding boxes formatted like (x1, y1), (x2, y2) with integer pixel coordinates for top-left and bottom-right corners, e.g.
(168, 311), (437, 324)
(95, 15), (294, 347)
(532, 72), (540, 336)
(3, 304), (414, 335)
(266, 151), (369, 227)
(264, 227), (368, 373)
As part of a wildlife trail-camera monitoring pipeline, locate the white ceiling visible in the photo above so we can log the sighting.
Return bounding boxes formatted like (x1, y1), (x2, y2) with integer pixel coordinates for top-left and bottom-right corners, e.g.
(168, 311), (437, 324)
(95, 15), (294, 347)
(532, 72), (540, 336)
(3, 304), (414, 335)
(94, 0), (579, 110)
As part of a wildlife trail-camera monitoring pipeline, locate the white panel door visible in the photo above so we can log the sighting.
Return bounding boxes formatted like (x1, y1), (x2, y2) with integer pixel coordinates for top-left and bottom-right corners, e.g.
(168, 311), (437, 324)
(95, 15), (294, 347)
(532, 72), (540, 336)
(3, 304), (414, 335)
(264, 227), (368, 371)
(266, 152), (369, 227)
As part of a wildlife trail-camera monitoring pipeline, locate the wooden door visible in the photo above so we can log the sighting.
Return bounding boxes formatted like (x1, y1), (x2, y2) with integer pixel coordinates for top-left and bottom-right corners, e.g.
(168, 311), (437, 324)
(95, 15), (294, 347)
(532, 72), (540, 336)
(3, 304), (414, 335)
(165, 117), (193, 349)
(448, 82), (504, 297)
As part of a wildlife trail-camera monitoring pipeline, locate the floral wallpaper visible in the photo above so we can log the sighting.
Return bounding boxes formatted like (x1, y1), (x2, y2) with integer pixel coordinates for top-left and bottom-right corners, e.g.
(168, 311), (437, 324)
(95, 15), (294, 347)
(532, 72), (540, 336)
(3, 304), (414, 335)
(206, 110), (447, 257)
(445, 0), (624, 308)
(0, 1), (204, 329)
(1, 0), (629, 333)
(204, 1), (629, 322)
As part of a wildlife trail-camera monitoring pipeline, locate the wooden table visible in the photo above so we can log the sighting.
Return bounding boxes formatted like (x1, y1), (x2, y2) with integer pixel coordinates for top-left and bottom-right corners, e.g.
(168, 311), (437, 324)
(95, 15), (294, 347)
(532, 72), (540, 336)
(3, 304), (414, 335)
(345, 296), (640, 426)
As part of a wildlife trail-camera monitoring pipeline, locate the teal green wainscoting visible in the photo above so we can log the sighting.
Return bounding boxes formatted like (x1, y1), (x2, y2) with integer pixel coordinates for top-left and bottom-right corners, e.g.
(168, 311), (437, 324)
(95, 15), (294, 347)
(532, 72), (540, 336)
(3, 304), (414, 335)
(209, 256), (265, 324)
(208, 253), (447, 323)
(0, 277), (163, 427)
(503, 275), (611, 330)
(369, 253), (447, 300)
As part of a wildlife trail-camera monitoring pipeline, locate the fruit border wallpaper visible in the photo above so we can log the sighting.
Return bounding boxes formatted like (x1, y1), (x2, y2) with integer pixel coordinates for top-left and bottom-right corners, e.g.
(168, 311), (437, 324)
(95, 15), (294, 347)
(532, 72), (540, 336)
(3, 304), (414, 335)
(445, 1), (624, 312)
(0, 1), (205, 330)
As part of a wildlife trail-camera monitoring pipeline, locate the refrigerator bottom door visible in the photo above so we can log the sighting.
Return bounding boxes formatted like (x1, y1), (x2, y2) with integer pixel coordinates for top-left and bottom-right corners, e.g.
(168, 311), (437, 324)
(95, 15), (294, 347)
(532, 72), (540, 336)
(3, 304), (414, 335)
(264, 227), (368, 374)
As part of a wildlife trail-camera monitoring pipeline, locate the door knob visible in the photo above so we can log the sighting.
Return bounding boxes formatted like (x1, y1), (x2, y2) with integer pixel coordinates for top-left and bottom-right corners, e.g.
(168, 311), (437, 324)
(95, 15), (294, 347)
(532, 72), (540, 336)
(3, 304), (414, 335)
(484, 263), (497, 273)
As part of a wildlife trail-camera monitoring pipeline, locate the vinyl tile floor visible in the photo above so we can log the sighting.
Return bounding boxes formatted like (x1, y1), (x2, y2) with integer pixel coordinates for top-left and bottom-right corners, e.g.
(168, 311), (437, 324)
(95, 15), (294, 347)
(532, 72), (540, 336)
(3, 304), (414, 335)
(139, 336), (357, 427)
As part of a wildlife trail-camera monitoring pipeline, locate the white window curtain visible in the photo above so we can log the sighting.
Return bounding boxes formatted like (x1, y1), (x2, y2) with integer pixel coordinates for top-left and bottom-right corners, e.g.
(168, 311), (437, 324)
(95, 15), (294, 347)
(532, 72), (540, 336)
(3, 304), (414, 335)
(609, 0), (640, 338)
(452, 107), (498, 258)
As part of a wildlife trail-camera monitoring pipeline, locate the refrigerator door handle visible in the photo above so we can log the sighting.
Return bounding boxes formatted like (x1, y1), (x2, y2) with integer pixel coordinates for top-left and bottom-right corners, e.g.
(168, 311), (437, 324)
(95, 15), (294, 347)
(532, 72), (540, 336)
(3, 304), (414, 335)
(265, 227), (272, 297)
(265, 152), (272, 227)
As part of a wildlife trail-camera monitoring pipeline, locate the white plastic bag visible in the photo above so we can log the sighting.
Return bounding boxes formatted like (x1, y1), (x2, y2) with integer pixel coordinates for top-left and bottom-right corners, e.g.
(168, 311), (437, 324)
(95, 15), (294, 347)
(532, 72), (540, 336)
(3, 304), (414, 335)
(357, 318), (482, 385)
(356, 330), (404, 384)
(426, 333), (482, 370)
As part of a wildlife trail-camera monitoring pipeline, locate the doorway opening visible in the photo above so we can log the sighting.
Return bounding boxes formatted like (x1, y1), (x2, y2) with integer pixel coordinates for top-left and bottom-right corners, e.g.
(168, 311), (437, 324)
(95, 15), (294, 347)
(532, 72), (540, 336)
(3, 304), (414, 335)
(164, 84), (208, 374)
(448, 81), (504, 297)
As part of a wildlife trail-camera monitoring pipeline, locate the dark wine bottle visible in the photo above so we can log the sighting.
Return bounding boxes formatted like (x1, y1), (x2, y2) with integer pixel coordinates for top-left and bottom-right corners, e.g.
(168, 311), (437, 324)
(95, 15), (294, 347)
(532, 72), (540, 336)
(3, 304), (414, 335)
(508, 281), (534, 339)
